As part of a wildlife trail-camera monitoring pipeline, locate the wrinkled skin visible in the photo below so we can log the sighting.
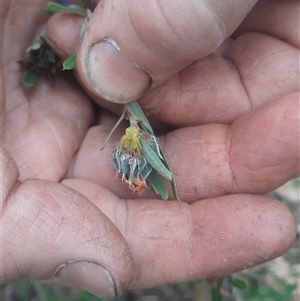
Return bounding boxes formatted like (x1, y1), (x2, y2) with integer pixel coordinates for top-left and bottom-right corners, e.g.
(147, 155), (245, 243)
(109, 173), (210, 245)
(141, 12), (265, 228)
(1, 0), (299, 299)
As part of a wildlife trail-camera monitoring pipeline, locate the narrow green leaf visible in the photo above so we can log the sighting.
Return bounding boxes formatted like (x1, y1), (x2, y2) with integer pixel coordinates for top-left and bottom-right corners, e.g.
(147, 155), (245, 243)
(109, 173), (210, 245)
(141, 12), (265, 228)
(170, 178), (180, 201)
(228, 276), (247, 290)
(157, 145), (180, 200)
(140, 137), (172, 180)
(63, 53), (76, 70)
(145, 135), (179, 200)
(23, 71), (39, 87)
(101, 110), (126, 150)
(42, 2), (86, 17)
(127, 101), (154, 134)
(211, 283), (222, 301)
(148, 170), (169, 200)
(79, 23), (86, 37)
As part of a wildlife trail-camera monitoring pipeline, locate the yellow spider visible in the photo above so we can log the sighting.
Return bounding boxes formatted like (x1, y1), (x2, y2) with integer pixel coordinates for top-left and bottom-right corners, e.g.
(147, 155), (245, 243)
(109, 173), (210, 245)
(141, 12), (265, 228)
(118, 126), (142, 153)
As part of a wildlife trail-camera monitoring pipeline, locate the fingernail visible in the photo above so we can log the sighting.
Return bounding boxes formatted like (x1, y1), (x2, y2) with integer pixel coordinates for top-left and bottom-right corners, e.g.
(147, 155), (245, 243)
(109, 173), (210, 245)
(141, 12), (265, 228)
(56, 261), (116, 300)
(86, 39), (151, 103)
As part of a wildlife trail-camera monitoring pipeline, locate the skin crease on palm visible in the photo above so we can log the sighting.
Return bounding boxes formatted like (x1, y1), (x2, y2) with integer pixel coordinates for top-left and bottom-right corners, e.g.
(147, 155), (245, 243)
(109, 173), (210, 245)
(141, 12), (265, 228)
(1, 0), (299, 299)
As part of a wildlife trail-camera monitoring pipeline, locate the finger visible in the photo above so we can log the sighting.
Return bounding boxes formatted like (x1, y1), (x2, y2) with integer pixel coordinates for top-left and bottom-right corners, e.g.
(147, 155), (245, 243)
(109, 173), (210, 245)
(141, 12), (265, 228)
(233, 0), (299, 48)
(165, 93), (299, 201)
(4, 2), (95, 181)
(68, 92), (299, 202)
(75, 0), (257, 103)
(3, 76), (94, 181)
(139, 32), (299, 126)
(3, 0), (50, 101)
(63, 178), (296, 289)
(45, 11), (84, 60)
(45, 11), (122, 114)
(1, 147), (134, 299)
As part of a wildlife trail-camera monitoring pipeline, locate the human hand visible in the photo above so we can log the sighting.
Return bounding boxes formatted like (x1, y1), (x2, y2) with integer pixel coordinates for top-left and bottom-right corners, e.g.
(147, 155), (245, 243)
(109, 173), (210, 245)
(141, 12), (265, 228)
(2, 0), (298, 300)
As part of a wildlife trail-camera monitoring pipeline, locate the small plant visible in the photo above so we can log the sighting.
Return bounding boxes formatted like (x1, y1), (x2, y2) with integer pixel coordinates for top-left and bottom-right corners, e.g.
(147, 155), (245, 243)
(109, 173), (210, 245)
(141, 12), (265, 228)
(18, 36), (60, 86)
(102, 101), (179, 200)
(19, 0), (93, 86)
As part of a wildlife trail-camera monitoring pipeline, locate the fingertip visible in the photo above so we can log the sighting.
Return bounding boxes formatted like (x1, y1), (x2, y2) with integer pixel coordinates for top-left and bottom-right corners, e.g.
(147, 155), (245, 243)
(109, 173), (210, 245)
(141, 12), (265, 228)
(2, 179), (134, 295)
(268, 197), (297, 255)
(189, 195), (296, 277)
(81, 39), (151, 103)
(55, 261), (116, 299)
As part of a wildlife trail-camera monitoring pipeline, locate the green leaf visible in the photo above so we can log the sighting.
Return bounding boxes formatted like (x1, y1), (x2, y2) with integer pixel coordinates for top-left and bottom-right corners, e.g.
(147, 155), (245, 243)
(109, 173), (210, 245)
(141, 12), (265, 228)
(228, 276), (247, 290)
(63, 53), (76, 70)
(101, 110), (126, 150)
(127, 101), (154, 134)
(31, 281), (48, 301)
(157, 146), (180, 200)
(79, 23), (86, 37)
(266, 288), (285, 301)
(283, 283), (297, 295)
(140, 137), (172, 180)
(23, 71), (39, 86)
(211, 283), (222, 301)
(148, 170), (169, 200)
(26, 42), (41, 52)
(170, 178), (180, 201)
(146, 135), (179, 200)
(41, 2), (87, 17)
(246, 276), (259, 298)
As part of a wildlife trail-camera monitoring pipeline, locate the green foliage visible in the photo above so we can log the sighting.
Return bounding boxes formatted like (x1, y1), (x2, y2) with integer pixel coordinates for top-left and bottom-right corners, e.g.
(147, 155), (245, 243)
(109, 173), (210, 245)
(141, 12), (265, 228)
(3, 260), (298, 301)
(19, 36), (59, 87)
(228, 276), (247, 290)
(211, 283), (222, 301)
(102, 101), (179, 200)
(42, 2), (87, 16)
(127, 101), (154, 135)
(147, 169), (169, 200)
(3, 281), (109, 301)
(140, 136), (172, 181)
(63, 53), (76, 70)
(23, 71), (40, 86)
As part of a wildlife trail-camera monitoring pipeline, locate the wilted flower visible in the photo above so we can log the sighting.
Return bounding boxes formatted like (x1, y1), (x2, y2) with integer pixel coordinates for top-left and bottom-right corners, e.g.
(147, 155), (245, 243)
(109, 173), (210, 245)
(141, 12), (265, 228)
(18, 36), (60, 86)
(112, 126), (153, 195)
(102, 101), (179, 200)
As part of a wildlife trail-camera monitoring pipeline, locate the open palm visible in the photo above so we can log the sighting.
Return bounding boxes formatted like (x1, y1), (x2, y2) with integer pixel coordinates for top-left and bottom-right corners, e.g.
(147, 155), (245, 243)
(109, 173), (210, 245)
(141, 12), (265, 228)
(2, 0), (298, 299)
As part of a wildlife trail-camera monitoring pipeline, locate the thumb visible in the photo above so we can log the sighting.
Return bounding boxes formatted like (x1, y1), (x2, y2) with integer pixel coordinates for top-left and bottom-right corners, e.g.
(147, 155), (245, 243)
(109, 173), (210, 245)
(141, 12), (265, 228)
(76, 0), (258, 103)
(0, 147), (134, 299)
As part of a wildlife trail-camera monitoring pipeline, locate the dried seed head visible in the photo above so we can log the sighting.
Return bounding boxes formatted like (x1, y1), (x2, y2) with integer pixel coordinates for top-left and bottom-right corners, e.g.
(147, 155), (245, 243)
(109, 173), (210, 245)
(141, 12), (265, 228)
(112, 126), (154, 195)
(113, 146), (152, 185)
